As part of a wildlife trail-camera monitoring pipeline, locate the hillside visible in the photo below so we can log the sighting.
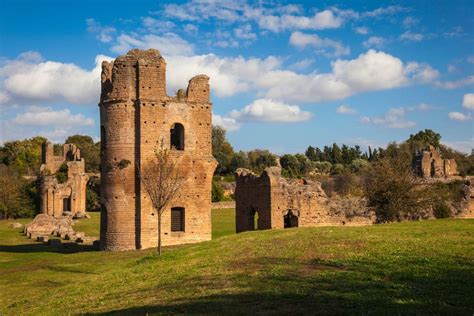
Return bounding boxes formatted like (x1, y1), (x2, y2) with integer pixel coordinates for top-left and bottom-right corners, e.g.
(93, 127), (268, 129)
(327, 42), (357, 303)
(0, 211), (473, 315)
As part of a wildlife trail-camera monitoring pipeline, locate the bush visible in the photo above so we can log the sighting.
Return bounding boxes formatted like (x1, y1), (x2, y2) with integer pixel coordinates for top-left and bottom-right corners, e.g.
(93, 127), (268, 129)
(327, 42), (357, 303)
(362, 152), (425, 223)
(55, 163), (68, 183)
(212, 179), (224, 202)
(333, 172), (362, 196)
(433, 202), (452, 219)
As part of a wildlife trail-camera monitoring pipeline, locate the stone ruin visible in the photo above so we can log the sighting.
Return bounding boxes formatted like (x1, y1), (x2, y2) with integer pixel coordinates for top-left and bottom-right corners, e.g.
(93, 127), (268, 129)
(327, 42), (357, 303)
(413, 145), (458, 178)
(23, 214), (97, 245)
(99, 49), (217, 251)
(234, 167), (374, 232)
(39, 141), (89, 218)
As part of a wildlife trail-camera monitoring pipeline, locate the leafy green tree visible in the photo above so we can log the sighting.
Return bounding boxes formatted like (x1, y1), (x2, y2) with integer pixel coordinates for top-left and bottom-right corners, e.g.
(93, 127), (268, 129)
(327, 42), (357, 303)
(229, 151), (249, 173)
(305, 146), (320, 161)
(350, 158), (369, 173)
(331, 163), (345, 175)
(0, 164), (37, 218)
(65, 135), (100, 173)
(0, 136), (46, 175)
(407, 129), (441, 150)
(331, 143), (343, 164)
(280, 154), (300, 177)
(212, 126), (235, 174)
(248, 149), (277, 173)
(314, 161), (332, 174)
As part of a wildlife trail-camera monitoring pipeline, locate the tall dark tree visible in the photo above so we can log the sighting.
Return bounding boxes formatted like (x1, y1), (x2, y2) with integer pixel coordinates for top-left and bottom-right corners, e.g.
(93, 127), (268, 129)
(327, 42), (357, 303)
(212, 126), (235, 174)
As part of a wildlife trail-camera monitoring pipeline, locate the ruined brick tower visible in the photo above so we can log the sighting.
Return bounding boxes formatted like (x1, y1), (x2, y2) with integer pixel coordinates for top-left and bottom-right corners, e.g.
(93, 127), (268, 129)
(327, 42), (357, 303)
(99, 49), (217, 251)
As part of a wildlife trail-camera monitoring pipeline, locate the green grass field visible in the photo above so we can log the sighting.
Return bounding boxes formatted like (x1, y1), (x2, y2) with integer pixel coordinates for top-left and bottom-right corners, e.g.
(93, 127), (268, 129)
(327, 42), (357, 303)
(0, 210), (473, 315)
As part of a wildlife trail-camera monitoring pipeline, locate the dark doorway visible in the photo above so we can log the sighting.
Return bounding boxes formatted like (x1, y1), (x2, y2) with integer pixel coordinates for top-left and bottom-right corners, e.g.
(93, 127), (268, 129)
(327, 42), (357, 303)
(63, 197), (71, 213)
(247, 209), (258, 230)
(284, 210), (298, 228)
(170, 123), (185, 150)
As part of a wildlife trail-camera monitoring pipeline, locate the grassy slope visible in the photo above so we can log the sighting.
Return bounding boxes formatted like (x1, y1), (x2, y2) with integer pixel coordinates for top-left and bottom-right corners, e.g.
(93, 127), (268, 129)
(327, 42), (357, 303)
(0, 211), (473, 315)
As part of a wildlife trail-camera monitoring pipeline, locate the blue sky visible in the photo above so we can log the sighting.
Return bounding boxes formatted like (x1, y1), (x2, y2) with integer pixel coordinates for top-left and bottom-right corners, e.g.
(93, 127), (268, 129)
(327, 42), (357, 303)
(0, 0), (473, 153)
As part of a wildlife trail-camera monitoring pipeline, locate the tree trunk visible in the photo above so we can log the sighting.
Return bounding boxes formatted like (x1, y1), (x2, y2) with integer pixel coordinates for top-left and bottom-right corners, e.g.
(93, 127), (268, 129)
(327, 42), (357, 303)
(157, 211), (162, 255)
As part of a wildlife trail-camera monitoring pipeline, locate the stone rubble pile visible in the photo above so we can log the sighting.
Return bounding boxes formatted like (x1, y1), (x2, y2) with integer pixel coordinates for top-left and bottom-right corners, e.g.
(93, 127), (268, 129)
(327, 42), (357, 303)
(23, 214), (97, 244)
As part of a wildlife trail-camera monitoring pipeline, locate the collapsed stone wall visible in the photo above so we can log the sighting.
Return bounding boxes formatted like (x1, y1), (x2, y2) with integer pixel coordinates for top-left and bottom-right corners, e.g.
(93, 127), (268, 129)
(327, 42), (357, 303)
(414, 145), (458, 178)
(99, 49), (217, 251)
(39, 141), (88, 217)
(234, 167), (374, 233)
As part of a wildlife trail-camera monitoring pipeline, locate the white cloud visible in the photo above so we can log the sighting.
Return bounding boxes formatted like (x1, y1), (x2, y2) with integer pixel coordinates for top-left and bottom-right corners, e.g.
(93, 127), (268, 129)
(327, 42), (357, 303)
(400, 31), (424, 42)
(289, 31), (350, 57)
(448, 112), (471, 121)
(183, 23), (198, 35)
(404, 62), (440, 83)
(467, 56), (474, 64)
(12, 106), (94, 126)
(355, 26), (369, 34)
(402, 16), (419, 28)
(363, 36), (386, 48)
(142, 17), (175, 33)
(234, 24), (256, 40)
(336, 104), (356, 114)
(361, 107), (416, 128)
(0, 53), (113, 106)
(288, 58), (314, 71)
(229, 98), (312, 122)
(462, 93), (474, 110)
(435, 76), (474, 89)
(212, 114), (241, 131)
(111, 33), (194, 56)
(86, 18), (116, 43)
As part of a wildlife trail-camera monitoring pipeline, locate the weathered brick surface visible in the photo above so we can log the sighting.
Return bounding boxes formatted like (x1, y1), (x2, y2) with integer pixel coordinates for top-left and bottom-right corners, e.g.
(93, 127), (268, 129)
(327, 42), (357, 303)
(99, 49), (217, 251)
(39, 141), (88, 217)
(235, 167), (374, 233)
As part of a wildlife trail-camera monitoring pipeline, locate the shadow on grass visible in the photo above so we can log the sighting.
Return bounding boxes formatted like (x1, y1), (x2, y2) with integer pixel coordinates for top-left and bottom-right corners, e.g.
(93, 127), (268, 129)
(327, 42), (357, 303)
(86, 255), (474, 315)
(0, 242), (98, 254)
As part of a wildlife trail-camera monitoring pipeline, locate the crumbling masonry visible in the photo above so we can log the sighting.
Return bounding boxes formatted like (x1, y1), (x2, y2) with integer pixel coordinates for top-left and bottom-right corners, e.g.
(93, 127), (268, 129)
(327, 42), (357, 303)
(235, 167), (374, 232)
(414, 145), (458, 178)
(99, 49), (217, 251)
(39, 141), (88, 217)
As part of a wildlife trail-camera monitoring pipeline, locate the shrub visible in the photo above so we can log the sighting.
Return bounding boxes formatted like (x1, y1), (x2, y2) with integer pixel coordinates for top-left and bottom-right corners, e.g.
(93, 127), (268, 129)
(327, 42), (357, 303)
(333, 172), (362, 196)
(433, 202), (452, 219)
(212, 179), (224, 202)
(55, 163), (68, 183)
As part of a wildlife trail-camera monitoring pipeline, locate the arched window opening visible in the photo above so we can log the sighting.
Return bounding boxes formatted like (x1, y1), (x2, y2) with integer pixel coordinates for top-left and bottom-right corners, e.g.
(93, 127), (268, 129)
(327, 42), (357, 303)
(284, 210), (299, 228)
(170, 123), (185, 150)
(171, 207), (185, 232)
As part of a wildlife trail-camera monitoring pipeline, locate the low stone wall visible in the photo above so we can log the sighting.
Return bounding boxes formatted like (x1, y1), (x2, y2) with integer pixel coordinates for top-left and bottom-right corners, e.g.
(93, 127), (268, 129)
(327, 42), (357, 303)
(212, 201), (235, 209)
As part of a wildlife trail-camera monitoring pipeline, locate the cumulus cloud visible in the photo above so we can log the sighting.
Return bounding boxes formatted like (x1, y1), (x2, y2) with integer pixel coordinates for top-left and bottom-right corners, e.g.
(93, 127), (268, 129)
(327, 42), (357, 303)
(336, 104), (356, 114)
(234, 24), (257, 40)
(0, 52), (113, 106)
(212, 114), (241, 131)
(229, 99), (312, 122)
(448, 111), (471, 121)
(86, 18), (116, 43)
(165, 49), (438, 103)
(361, 107), (416, 128)
(289, 31), (350, 57)
(363, 36), (386, 48)
(462, 93), (474, 110)
(142, 17), (175, 33)
(111, 33), (194, 56)
(12, 106), (94, 126)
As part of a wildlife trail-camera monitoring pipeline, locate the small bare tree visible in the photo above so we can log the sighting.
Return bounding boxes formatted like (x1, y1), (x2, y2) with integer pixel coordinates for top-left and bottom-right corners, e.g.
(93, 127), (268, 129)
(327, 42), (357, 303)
(140, 144), (183, 255)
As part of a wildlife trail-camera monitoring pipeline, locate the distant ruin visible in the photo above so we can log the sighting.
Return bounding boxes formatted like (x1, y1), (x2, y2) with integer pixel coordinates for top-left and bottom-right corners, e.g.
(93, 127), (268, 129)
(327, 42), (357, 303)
(39, 141), (88, 217)
(413, 145), (458, 178)
(99, 49), (217, 251)
(234, 167), (374, 232)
